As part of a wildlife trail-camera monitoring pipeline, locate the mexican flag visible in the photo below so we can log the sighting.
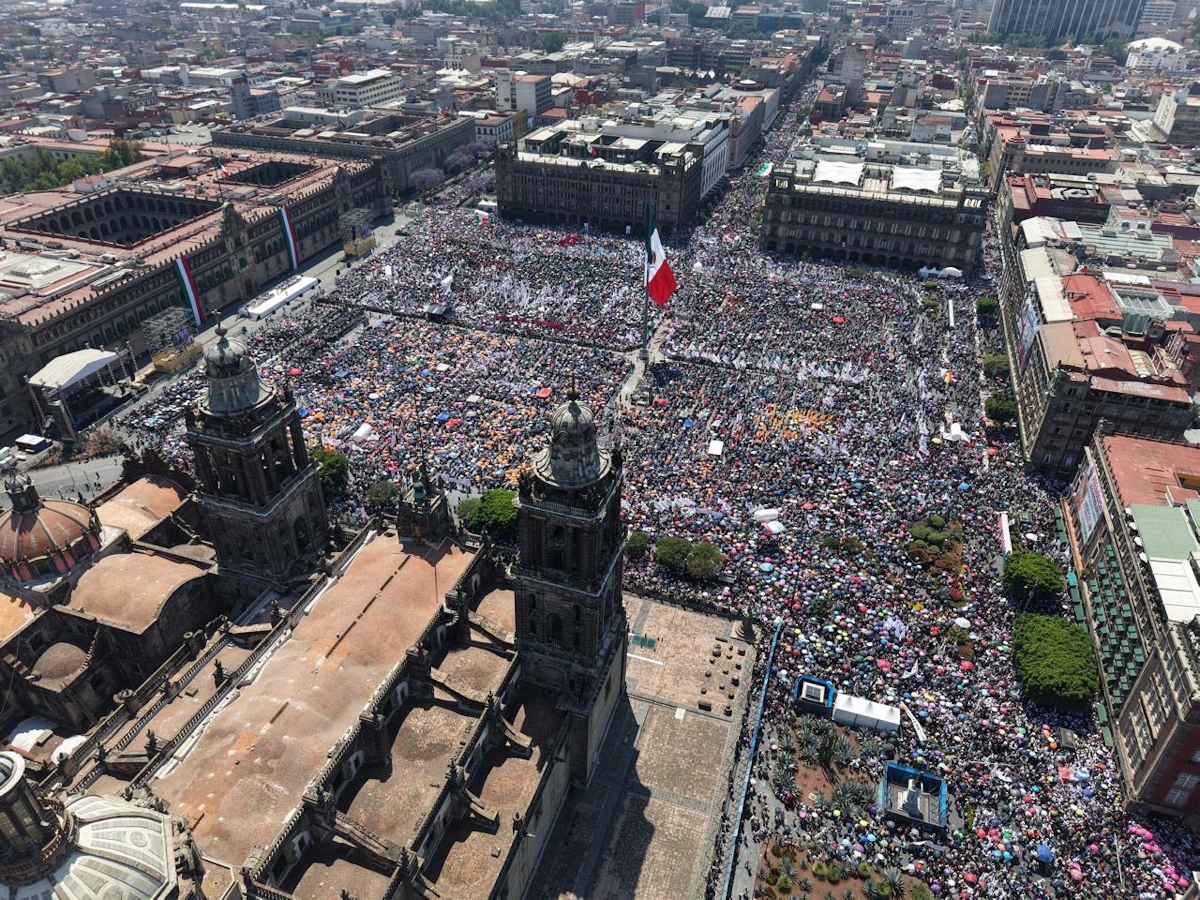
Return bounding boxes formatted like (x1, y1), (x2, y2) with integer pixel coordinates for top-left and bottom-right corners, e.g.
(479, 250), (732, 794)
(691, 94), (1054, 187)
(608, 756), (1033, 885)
(645, 203), (677, 307)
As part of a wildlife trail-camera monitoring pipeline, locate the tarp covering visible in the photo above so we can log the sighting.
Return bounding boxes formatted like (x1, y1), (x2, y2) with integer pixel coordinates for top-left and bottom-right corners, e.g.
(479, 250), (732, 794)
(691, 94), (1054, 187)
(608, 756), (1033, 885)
(833, 693), (901, 732)
(28, 349), (120, 390)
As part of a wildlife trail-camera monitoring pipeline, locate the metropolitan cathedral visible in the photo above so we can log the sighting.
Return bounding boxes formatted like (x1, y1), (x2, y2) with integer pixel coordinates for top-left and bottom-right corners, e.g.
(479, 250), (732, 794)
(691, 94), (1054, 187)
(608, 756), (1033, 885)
(0, 327), (628, 900)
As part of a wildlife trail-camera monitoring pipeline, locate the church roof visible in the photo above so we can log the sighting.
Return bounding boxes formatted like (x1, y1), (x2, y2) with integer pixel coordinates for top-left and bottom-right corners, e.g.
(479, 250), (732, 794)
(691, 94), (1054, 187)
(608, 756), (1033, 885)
(0, 589), (37, 644)
(69, 553), (207, 633)
(12, 793), (179, 900)
(95, 475), (188, 541)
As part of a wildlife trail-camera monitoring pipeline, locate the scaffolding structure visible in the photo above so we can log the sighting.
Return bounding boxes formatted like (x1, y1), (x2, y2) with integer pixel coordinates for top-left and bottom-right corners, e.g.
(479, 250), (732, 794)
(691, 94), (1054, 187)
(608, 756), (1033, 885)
(143, 307), (201, 374)
(339, 208), (374, 243)
(142, 307), (195, 357)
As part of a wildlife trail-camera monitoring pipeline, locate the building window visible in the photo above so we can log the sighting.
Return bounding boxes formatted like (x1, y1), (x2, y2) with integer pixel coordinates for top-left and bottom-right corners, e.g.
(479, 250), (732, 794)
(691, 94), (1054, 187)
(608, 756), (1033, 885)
(1164, 772), (1199, 808)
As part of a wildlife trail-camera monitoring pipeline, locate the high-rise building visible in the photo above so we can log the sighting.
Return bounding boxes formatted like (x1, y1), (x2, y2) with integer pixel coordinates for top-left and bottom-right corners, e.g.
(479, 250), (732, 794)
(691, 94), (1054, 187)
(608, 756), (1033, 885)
(1064, 432), (1200, 815)
(513, 380), (628, 785)
(495, 69), (553, 120)
(987, 0), (1145, 43)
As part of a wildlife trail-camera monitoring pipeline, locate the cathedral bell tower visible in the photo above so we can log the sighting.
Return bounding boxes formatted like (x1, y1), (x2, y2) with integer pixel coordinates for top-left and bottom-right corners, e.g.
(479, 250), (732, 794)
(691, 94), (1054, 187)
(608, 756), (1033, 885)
(514, 380), (627, 785)
(185, 322), (328, 581)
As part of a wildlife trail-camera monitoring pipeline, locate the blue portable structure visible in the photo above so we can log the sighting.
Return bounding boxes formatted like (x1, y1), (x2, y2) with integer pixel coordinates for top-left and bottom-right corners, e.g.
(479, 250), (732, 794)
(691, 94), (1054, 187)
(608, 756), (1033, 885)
(878, 762), (949, 833)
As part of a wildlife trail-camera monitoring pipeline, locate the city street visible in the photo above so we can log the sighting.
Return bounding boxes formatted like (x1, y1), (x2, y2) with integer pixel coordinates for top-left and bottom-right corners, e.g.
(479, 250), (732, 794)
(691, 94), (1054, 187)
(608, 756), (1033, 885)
(0, 455), (125, 510)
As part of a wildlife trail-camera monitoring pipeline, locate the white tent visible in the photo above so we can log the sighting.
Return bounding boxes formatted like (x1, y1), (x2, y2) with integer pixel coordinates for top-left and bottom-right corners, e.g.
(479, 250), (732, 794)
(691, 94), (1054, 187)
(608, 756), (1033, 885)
(833, 694), (901, 733)
(707, 439), (725, 456)
(27, 349), (120, 390)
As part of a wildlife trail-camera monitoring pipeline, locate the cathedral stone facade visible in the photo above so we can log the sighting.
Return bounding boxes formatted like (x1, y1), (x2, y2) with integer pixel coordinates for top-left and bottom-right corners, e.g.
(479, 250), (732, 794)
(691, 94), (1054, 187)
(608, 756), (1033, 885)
(514, 381), (628, 785)
(185, 323), (328, 581)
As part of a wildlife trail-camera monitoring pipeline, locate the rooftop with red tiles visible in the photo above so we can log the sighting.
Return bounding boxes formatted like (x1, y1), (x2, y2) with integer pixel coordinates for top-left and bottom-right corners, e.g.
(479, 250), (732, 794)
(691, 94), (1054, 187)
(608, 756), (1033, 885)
(1101, 433), (1200, 508)
(150, 536), (473, 898)
(70, 552), (208, 633)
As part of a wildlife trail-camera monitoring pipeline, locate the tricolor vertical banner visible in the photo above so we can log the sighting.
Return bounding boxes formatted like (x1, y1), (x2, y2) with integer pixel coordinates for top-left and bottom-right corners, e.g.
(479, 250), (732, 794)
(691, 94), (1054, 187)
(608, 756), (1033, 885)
(174, 256), (203, 327)
(279, 207), (299, 270)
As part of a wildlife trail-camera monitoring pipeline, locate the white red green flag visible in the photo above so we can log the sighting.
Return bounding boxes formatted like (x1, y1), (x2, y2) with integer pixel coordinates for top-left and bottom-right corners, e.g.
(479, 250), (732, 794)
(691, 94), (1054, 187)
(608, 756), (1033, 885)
(279, 207), (299, 269)
(174, 256), (202, 327)
(645, 204), (676, 307)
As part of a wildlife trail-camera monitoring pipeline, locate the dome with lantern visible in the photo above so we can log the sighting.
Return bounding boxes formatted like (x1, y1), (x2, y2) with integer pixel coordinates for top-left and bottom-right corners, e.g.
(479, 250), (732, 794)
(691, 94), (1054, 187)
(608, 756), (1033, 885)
(0, 751), (202, 899)
(201, 321), (274, 417)
(0, 469), (102, 584)
(533, 378), (612, 489)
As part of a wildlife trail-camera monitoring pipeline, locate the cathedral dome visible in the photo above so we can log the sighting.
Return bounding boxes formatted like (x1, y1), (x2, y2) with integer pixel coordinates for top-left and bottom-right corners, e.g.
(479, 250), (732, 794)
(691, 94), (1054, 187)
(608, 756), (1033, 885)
(0, 472), (102, 583)
(533, 381), (610, 489)
(0, 751), (185, 899)
(202, 321), (273, 416)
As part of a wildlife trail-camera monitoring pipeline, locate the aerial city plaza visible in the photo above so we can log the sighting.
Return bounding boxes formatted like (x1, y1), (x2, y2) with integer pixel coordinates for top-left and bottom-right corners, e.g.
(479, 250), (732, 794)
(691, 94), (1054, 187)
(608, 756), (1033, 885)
(1, 1), (1200, 899)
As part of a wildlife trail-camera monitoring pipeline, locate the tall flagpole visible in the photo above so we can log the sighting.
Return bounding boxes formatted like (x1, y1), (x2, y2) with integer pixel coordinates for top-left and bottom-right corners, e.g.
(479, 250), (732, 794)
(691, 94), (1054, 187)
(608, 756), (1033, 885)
(641, 199), (652, 363)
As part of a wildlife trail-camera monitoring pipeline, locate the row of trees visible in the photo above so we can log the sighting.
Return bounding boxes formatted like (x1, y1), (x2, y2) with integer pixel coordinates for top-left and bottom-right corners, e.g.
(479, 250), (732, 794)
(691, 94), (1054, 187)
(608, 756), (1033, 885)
(0, 138), (142, 193)
(628, 531), (727, 580)
(1001, 552), (1100, 710)
(411, 141), (494, 194)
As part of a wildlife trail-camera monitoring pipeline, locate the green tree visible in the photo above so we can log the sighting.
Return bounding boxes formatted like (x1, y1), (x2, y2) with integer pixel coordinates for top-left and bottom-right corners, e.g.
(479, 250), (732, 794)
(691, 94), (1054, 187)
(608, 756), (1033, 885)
(540, 30), (566, 52)
(655, 535), (692, 570)
(99, 138), (143, 169)
(686, 540), (726, 579)
(311, 447), (350, 495)
(456, 496), (481, 527)
(1002, 550), (1065, 602)
(626, 530), (650, 557)
(366, 479), (398, 509)
(975, 295), (999, 319)
(983, 352), (1009, 380)
(472, 488), (518, 538)
(1102, 36), (1128, 64)
(1012, 612), (1099, 709)
(985, 392), (1018, 424)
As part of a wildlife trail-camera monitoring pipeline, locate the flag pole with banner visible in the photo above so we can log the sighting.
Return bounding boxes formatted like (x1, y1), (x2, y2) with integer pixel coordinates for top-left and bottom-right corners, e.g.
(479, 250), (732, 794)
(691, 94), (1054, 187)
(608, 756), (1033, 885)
(643, 199), (677, 359)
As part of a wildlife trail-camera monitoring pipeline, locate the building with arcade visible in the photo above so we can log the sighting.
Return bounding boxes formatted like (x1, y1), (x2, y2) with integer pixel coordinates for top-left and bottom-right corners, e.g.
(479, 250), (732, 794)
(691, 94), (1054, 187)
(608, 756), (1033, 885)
(759, 158), (988, 272)
(0, 148), (391, 432)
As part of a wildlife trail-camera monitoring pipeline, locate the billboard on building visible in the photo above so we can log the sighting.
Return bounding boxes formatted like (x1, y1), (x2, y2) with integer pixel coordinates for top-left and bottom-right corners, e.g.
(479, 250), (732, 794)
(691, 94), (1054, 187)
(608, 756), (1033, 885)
(1072, 459), (1104, 542)
(1017, 292), (1040, 372)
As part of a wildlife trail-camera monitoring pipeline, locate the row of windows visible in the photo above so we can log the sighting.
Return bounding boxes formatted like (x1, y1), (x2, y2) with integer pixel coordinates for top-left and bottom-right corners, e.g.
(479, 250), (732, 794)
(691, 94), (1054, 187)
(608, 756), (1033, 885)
(51, 293), (183, 356)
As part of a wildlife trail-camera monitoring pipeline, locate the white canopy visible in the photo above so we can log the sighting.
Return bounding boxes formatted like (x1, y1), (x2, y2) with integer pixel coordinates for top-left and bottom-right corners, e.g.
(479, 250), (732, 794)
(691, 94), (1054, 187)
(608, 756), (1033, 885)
(833, 693), (901, 733)
(28, 349), (120, 390)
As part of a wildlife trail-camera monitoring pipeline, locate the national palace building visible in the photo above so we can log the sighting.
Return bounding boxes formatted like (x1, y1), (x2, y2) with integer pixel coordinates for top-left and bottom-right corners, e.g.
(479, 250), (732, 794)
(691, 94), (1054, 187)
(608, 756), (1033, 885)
(0, 148), (392, 431)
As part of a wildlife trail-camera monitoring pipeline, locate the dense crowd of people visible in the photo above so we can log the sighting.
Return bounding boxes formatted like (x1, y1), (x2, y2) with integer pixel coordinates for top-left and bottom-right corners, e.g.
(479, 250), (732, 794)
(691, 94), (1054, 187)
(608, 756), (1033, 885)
(334, 208), (663, 349)
(107, 83), (1199, 900)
